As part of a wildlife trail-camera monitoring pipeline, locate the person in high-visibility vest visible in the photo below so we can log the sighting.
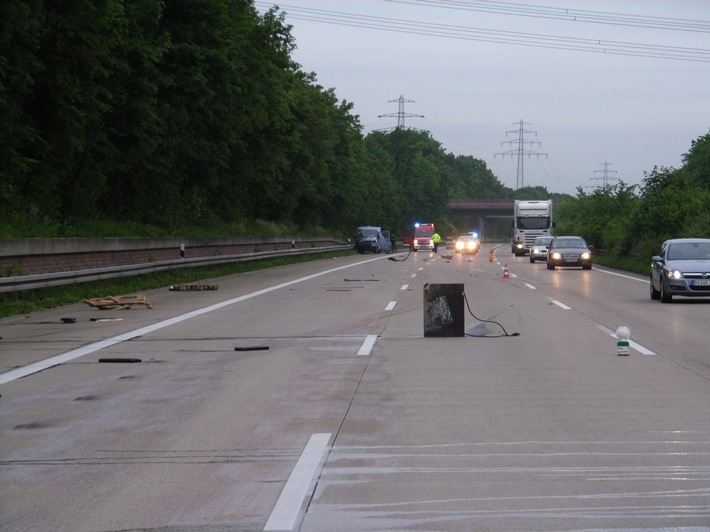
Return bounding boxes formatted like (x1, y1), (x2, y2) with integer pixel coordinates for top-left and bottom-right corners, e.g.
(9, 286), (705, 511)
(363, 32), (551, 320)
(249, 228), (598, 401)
(432, 232), (441, 253)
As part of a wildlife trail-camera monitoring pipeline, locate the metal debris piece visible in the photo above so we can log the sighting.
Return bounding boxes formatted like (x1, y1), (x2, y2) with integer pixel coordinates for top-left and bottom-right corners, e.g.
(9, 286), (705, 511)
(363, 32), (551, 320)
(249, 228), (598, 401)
(169, 284), (219, 291)
(234, 346), (269, 352)
(99, 358), (142, 363)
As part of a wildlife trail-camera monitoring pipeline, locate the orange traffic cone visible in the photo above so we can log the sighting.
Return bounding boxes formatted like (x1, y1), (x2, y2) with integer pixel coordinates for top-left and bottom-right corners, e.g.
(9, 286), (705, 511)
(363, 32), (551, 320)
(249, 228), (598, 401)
(502, 264), (510, 279)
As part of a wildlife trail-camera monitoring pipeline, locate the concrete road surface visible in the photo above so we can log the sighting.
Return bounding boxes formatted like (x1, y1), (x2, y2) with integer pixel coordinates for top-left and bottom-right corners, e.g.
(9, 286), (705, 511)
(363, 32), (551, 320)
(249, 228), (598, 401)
(2, 246), (710, 531)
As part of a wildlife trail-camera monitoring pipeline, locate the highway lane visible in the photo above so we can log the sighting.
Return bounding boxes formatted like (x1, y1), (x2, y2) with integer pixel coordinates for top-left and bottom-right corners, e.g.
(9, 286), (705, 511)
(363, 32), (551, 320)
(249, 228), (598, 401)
(1, 247), (710, 531)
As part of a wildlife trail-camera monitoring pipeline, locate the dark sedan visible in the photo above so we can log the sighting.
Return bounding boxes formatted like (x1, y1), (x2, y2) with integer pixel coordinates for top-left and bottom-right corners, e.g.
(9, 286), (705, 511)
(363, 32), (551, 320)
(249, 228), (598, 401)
(546, 236), (592, 270)
(650, 238), (710, 303)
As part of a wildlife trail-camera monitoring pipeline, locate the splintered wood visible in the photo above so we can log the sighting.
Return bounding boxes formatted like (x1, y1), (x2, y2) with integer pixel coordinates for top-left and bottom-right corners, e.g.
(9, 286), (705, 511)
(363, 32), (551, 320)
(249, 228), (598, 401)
(82, 294), (154, 310)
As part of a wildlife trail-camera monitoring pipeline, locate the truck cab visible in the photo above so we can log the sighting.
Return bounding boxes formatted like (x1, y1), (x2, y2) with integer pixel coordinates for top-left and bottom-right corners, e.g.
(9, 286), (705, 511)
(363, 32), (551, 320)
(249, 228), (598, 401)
(511, 200), (554, 256)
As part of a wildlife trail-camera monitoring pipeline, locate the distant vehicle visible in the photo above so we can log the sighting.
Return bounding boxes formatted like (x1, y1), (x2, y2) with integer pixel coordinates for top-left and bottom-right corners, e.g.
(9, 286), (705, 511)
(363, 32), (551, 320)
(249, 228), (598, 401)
(355, 226), (391, 254)
(650, 238), (710, 303)
(529, 236), (555, 263)
(512, 200), (554, 256)
(408, 222), (435, 252)
(445, 236), (455, 249)
(546, 236), (592, 270)
(454, 235), (480, 255)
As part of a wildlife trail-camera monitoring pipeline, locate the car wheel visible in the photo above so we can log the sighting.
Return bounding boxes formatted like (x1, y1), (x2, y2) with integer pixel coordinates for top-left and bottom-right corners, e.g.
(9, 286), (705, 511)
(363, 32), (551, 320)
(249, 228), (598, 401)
(650, 276), (661, 300)
(583, 264), (592, 270)
(529, 257), (535, 263)
(660, 280), (673, 303)
(547, 262), (555, 270)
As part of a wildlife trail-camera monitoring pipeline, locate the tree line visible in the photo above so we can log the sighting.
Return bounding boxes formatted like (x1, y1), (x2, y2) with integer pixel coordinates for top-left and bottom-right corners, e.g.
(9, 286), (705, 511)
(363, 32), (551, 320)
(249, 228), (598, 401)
(2, 0), (707, 260)
(0, 0), (510, 238)
(556, 132), (710, 266)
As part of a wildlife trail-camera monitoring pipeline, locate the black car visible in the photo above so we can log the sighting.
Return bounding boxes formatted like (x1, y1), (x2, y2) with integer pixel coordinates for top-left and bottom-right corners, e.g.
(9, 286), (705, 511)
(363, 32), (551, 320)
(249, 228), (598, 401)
(546, 236), (592, 270)
(650, 238), (710, 303)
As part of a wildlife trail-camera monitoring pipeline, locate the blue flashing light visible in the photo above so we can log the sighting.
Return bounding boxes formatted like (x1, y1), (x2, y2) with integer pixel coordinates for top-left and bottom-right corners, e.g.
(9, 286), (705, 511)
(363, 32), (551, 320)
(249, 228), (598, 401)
(414, 222), (420, 228)
(471, 231), (479, 238)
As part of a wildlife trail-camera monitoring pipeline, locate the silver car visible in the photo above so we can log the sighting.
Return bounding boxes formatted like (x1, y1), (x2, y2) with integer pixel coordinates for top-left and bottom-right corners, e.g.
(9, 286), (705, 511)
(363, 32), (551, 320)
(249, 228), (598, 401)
(650, 238), (710, 302)
(529, 236), (554, 263)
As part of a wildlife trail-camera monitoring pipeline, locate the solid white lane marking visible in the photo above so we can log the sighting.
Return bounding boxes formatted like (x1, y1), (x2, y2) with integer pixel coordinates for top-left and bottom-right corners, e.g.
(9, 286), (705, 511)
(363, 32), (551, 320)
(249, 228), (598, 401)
(593, 266), (648, 283)
(0, 257), (389, 384)
(401, 284), (409, 290)
(628, 339), (656, 355)
(385, 301), (396, 311)
(525, 283), (537, 290)
(550, 299), (572, 310)
(596, 325), (657, 355)
(263, 433), (331, 531)
(357, 335), (378, 356)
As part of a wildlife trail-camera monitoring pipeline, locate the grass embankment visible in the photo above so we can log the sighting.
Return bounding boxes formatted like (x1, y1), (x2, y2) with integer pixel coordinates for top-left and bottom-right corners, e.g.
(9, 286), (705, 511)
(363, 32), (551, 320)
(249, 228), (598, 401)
(594, 256), (648, 276)
(0, 250), (354, 319)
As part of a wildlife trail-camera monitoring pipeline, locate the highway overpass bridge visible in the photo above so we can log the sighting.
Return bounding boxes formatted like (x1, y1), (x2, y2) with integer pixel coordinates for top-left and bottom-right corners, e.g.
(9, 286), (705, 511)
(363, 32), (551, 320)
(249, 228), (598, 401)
(447, 199), (561, 239)
(447, 199), (515, 238)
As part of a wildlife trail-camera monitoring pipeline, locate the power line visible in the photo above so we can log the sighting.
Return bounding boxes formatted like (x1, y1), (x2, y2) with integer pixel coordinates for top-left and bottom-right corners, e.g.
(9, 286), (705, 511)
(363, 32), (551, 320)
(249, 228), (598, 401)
(253, 3), (710, 62)
(386, 0), (710, 34)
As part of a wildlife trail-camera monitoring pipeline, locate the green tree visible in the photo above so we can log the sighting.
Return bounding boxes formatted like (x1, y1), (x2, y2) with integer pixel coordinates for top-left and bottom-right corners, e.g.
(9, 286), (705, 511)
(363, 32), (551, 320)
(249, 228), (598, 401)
(682, 130), (710, 190)
(0, 0), (44, 221)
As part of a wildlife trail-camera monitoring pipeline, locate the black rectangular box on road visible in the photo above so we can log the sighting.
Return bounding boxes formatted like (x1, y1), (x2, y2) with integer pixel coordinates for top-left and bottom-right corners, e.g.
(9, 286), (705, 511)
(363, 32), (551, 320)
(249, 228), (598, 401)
(423, 283), (465, 337)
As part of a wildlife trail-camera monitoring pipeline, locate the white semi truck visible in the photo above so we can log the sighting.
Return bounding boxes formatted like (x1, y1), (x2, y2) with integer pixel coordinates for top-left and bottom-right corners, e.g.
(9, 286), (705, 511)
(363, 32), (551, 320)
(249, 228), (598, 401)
(511, 199), (554, 256)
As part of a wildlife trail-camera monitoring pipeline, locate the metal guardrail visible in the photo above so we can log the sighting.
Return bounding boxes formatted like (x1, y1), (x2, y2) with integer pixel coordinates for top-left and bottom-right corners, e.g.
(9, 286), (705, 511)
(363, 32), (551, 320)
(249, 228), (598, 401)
(0, 245), (351, 293)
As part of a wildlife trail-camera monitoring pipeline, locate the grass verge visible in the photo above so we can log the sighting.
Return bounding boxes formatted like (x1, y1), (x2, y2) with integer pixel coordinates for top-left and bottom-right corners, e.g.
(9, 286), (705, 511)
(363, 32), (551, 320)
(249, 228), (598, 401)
(594, 255), (649, 275)
(0, 249), (354, 319)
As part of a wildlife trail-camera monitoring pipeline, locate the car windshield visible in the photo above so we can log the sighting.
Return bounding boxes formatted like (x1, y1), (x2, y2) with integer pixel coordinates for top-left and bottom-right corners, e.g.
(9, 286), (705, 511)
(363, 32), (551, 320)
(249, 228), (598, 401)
(358, 229), (378, 238)
(667, 242), (710, 260)
(416, 230), (433, 237)
(516, 217), (550, 230)
(533, 238), (553, 246)
(554, 238), (586, 249)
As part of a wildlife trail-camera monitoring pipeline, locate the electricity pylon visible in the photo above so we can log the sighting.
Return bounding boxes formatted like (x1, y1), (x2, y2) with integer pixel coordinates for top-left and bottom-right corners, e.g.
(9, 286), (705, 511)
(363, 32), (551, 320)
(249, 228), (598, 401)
(495, 119), (547, 189)
(378, 95), (424, 130)
(591, 161), (619, 188)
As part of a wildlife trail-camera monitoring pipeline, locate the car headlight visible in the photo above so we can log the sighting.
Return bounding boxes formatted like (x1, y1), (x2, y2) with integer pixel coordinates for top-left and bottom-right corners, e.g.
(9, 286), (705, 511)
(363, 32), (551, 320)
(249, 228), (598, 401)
(666, 269), (682, 279)
(455, 241), (463, 250)
(515, 243), (523, 249)
(551, 252), (562, 260)
(581, 251), (591, 260)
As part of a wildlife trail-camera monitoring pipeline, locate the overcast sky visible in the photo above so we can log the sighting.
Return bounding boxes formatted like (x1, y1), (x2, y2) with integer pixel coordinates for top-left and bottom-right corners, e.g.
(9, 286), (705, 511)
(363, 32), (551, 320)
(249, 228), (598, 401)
(254, 0), (710, 195)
